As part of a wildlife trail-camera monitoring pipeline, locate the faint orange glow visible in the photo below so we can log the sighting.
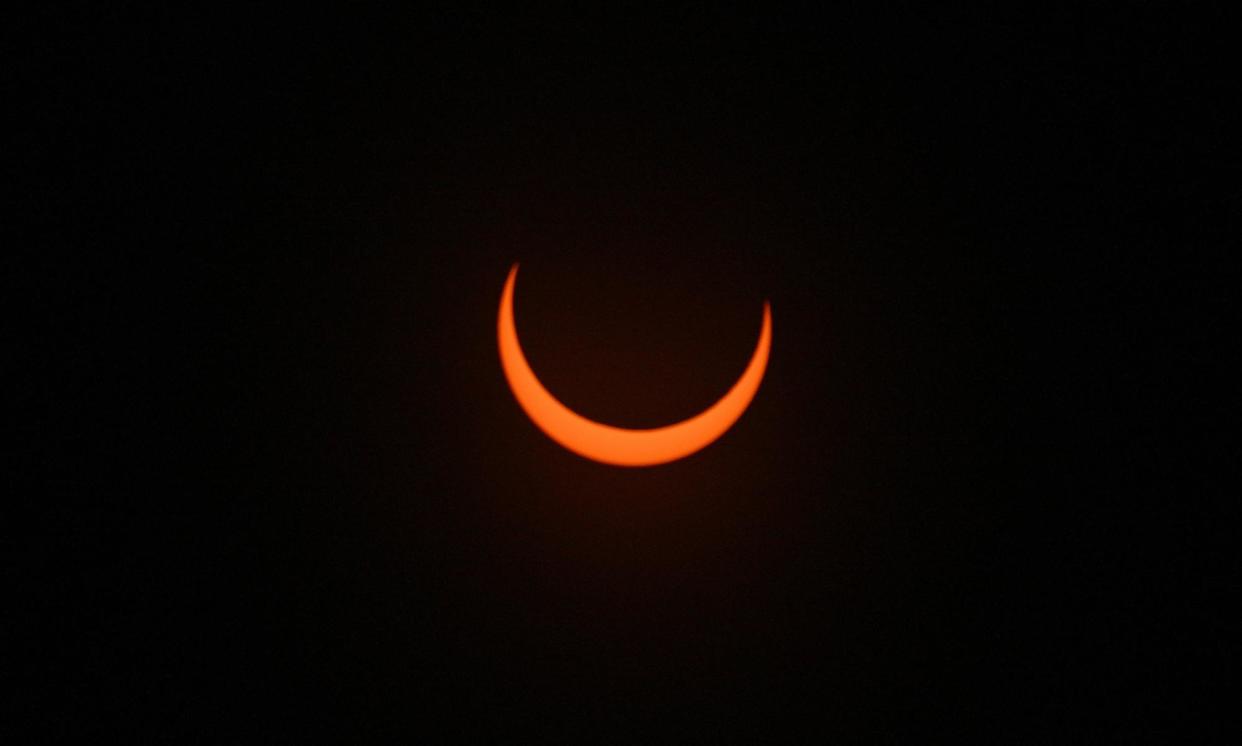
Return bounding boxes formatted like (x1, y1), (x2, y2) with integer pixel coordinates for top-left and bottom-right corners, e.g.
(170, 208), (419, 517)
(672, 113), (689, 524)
(497, 264), (771, 467)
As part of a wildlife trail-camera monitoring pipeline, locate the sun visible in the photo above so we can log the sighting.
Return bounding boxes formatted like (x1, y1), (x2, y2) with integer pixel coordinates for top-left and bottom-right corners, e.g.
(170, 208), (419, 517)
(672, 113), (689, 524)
(497, 264), (770, 466)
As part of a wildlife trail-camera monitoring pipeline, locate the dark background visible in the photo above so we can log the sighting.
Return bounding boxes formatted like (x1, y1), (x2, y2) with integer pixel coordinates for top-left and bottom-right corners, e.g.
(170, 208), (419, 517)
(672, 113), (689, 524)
(11, 7), (1235, 740)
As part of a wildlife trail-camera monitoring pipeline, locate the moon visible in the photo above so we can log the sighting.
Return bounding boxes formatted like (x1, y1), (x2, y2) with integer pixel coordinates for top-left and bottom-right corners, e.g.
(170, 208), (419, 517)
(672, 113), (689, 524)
(497, 264), (771, 467)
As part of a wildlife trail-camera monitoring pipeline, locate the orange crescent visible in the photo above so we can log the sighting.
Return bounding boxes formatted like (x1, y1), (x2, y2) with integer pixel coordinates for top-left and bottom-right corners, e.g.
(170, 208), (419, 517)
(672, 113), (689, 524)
(497, 264), (771, 467)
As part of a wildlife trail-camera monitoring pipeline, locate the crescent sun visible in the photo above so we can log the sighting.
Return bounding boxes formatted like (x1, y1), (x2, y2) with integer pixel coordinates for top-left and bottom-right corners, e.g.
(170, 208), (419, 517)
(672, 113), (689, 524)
(497, 264), (771, 467)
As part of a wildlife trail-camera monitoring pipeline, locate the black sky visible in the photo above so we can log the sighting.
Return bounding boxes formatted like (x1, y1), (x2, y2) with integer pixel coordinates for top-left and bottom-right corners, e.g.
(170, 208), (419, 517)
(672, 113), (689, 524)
(12, 7), (1235, 740)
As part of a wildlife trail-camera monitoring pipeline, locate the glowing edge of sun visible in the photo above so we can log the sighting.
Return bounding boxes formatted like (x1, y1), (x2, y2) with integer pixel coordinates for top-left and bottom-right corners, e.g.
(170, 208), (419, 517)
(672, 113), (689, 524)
(497, 264), (771, 467)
